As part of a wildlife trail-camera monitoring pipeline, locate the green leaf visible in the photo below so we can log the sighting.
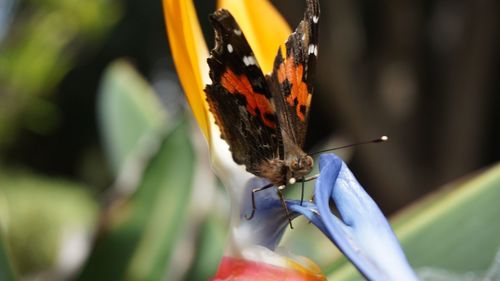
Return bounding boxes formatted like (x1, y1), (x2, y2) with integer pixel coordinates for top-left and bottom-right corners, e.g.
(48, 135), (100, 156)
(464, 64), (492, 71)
(98, 60), (167, 175)
(0, 0), (120, 146)
(0, 172), (98, 276)
(0, 234), (17, 281)
(326, 163), (500, 280)
(77, 121), (195, 281)
(183, 213), (227, 281)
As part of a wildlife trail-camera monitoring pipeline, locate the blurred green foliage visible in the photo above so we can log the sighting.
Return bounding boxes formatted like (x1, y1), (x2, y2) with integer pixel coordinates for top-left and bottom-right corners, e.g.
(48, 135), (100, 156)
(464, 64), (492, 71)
(77, 122), (195, 281)
(0, 171), (98, 277)
(78, 60), (196, 280)
(0, 56), (226, 281)
(0, 0), (120, 146)
(0, 231), (17, 281)
(98, 61), (167, 175)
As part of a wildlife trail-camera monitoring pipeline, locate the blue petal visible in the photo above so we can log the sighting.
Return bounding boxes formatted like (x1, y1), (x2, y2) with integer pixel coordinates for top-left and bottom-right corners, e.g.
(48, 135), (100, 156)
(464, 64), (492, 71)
(314, 154), (419, 281)
(238, 177), (299, 250)
(237, 177), (327, 250)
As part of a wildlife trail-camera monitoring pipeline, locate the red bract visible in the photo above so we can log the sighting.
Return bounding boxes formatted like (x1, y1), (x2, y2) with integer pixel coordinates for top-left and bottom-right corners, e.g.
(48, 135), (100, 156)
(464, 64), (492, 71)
(211, 256), (326, 281)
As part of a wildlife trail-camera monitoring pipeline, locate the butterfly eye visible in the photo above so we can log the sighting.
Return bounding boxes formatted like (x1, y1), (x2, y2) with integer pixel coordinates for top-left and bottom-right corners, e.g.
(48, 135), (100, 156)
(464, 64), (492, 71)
(305, 156), (313, 166)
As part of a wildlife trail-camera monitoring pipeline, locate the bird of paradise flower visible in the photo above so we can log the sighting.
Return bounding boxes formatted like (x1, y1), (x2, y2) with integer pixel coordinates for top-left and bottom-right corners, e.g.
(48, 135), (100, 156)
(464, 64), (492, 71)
(163, 0), (419, 280)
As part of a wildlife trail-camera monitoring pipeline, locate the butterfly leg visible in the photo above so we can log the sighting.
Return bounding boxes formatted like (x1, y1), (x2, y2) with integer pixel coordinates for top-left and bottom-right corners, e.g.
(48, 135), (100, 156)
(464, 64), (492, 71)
(300, 178), (305, 206)
(245, 182), (274, 220)
(277, 186), (294, 229)
(297, 174), (319, 204)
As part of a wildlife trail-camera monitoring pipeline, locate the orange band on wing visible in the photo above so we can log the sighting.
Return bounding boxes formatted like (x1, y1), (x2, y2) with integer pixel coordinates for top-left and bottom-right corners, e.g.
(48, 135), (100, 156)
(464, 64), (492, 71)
(220, 69), (276, 128)
(282, 56), (311, 121)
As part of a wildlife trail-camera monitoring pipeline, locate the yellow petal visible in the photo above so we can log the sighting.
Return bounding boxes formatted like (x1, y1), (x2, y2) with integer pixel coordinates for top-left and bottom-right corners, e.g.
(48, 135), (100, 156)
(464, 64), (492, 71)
(217, 0), (292, 74)
(163, 0), (210, 139)
(285, 255), (325, 280)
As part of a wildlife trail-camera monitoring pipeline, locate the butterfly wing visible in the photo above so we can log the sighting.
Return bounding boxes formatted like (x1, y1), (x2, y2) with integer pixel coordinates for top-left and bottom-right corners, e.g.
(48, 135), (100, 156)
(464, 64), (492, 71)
(268, 0), (319, 149)
(205, 9), (281, 175)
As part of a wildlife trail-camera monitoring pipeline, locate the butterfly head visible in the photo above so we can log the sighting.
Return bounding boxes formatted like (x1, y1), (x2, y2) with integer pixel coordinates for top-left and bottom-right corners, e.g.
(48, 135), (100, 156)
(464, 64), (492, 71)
(290, 154), (314, 179)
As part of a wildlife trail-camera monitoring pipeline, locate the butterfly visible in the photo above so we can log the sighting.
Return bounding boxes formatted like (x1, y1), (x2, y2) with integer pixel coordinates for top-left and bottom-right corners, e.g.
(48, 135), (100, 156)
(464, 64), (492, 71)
(204, 0), (320, 222)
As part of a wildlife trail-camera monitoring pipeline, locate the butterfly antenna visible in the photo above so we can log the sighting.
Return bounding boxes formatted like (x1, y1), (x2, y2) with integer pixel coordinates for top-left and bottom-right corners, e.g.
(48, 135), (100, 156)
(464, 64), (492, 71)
(310, 135), (388, 156)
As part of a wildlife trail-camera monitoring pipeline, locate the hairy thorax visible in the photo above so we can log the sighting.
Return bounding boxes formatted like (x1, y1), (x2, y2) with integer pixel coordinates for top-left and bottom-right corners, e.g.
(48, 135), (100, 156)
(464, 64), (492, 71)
(257, 155), (314, 187)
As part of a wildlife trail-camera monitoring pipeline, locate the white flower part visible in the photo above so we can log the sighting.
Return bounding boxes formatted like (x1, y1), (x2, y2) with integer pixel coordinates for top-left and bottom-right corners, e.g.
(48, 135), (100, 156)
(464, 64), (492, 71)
(241, 245), (289, 268)
(208, 117), (251, 195)
(200, 48), (211, 87)
(203, 63), (249, 191)
(207, 115), (253, 255)
(236, 245), (323, 276)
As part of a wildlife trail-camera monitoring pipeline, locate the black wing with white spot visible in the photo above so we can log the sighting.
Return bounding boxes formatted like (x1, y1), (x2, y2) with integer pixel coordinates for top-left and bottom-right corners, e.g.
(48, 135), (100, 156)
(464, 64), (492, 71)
(268, 0), (320, 149)
(204, 9), (281, 175)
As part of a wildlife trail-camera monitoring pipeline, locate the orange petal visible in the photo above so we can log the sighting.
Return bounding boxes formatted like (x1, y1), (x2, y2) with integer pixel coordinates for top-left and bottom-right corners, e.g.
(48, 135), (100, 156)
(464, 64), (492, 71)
(211, 256), (326, 281)
(217, 0), (292, 74)
(163, 0), (210, 139)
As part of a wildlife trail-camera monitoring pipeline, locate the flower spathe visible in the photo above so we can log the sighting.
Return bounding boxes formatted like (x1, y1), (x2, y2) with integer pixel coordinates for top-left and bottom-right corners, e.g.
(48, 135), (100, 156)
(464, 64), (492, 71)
(163, 0), (210, 138)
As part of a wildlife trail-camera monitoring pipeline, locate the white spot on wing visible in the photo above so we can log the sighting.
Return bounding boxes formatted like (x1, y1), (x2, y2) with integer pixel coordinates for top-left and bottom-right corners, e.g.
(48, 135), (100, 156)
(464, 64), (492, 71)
(227, 44), (233, 53)
(243, 55), (257, 66)
(313, 15), (319, 24)
(302, 34), (306, 41)
(308, 44), (318, 56)
(234, 29), (242, 36)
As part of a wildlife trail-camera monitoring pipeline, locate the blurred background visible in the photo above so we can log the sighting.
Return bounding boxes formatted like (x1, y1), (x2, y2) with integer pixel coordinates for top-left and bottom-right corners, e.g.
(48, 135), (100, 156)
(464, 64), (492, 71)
(0, 0), (499, 280)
